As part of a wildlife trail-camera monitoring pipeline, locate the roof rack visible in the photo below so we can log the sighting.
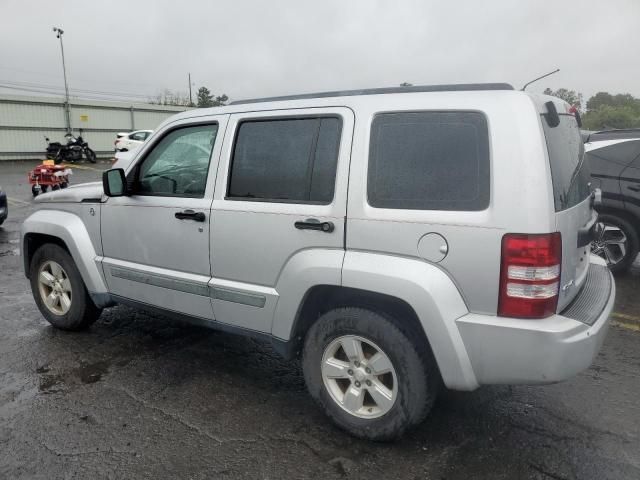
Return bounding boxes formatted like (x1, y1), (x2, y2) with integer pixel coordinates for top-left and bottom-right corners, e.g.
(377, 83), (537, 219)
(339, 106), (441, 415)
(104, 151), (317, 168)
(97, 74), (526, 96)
(230, 83), (515, 105)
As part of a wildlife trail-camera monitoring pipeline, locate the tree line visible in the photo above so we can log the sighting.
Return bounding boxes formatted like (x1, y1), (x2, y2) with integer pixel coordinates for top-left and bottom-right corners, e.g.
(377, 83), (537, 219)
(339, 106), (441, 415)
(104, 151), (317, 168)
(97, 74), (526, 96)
(148, 86), (229, 108)
(543, 87), (640, 130)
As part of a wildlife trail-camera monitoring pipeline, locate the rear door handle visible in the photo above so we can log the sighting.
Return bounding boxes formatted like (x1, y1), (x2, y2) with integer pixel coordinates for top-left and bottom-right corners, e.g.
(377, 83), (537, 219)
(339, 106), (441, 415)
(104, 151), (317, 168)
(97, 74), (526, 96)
(175, 209), (206, 222)
(294, 218), (334, 233)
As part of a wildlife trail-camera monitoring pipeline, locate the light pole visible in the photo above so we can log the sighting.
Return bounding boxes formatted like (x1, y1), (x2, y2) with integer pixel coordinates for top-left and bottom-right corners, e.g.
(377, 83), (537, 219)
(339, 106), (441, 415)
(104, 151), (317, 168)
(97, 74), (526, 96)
(52, 27), (71, 133)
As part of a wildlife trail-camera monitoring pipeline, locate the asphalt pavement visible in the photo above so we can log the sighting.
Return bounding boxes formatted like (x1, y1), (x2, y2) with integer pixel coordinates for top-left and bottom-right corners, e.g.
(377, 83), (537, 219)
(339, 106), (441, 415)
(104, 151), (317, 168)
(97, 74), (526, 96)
(1, 160), (639, 479)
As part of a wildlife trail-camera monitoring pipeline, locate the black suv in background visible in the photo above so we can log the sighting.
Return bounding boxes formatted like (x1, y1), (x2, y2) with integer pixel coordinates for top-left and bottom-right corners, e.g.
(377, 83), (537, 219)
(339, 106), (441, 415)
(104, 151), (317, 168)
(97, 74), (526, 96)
(585, 128), (640, 272)
(0, 186), (8, 226)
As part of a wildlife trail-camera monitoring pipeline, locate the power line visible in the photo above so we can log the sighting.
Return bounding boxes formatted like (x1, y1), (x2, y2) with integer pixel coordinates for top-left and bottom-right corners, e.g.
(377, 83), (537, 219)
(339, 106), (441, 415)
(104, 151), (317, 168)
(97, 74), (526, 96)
(0, 83), (158, 103)
(0, 79), (153, 99)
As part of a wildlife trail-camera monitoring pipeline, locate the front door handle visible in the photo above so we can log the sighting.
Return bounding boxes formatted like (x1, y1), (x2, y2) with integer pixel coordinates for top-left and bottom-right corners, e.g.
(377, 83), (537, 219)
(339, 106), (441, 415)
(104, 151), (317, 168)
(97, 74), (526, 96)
(175, 209), (206, 222)
(294, 218), (334, 233)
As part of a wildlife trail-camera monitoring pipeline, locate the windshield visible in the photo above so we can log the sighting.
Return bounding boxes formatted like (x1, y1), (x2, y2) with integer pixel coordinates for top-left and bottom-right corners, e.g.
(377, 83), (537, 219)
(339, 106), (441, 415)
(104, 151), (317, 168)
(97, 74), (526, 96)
(542, 114), (591, 211)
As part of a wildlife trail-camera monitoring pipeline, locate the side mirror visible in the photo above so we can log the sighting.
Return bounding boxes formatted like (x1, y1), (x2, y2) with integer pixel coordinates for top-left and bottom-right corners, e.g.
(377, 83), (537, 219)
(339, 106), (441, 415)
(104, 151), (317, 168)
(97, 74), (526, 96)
(103, 168), (128, 197)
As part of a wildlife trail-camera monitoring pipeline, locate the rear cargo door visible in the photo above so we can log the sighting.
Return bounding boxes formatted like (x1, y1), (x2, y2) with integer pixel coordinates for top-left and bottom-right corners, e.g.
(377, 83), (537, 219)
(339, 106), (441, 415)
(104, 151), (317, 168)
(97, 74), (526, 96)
(542, 113), (593, 310)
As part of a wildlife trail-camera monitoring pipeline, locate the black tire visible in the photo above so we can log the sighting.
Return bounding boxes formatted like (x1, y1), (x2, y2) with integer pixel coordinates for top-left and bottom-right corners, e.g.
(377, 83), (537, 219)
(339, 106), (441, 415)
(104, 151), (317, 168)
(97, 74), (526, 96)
(29, 243), (101, 331)
(85, 148), (97, 163)
(60, 182), (68, 189)
(40, 185), (48, 193)
(31, 185), (40, 197)
(302, 307), (439, 441)
(53, 150), (63, 165)
(593, 214), (639, 273)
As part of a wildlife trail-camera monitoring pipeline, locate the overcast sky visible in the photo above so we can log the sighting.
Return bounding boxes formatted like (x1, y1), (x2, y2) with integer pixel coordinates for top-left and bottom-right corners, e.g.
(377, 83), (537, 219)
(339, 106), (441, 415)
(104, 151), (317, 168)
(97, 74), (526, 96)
(1, 0), (638, 104)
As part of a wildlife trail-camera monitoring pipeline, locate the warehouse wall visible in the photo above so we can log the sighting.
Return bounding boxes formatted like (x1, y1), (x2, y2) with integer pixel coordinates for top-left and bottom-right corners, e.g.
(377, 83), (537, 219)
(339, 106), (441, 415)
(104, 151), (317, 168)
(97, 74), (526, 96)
(0, 94), (190, 161)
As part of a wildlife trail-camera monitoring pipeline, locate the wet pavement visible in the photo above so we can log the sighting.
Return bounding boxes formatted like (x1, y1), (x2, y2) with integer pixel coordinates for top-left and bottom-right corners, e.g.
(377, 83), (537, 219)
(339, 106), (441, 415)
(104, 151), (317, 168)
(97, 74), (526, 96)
(1, 160), (639, 479)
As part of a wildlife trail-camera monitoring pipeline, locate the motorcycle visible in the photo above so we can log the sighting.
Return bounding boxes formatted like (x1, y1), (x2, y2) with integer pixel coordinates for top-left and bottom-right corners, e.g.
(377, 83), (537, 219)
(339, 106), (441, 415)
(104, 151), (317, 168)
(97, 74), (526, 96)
(45, 129), (97, 164)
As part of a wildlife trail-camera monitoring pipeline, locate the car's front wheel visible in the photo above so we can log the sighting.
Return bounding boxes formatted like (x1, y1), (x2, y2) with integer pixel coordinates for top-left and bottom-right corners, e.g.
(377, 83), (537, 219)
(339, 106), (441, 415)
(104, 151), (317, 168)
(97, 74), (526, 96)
(592, 214), (639, 273)
(30, 243), (101, 330)
(302, 307), (439, 441)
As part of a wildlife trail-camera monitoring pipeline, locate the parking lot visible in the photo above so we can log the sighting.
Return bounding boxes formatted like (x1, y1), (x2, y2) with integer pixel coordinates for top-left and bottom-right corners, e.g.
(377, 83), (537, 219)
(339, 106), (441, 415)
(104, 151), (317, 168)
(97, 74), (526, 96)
(0, 161), (639, 479)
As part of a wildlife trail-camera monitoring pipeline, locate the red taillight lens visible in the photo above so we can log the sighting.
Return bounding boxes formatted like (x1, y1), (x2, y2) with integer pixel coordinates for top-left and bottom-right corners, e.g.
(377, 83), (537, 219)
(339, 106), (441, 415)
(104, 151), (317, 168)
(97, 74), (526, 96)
(498, 233), (562, 319)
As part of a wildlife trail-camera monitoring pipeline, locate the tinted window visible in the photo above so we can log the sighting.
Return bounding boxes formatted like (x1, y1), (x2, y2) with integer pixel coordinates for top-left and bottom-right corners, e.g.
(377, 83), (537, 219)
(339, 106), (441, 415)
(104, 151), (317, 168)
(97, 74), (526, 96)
(136, 124), (217, 197)
(368, 111), (490, 210)
(228, 117), (341, 203)
(543, 115), (591, 211)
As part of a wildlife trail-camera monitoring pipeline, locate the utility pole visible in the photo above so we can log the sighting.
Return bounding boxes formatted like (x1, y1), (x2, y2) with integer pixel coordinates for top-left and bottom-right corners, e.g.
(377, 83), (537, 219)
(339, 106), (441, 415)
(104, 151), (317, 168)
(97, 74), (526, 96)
(188, 72), (193, 107)
(53, 27), (71, 133)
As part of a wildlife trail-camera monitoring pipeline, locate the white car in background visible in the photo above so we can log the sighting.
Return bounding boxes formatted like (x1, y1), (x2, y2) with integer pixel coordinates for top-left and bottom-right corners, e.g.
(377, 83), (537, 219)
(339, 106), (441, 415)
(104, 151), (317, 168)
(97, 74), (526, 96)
(111, 146), (138, 169)
(114, 130), (153, 152)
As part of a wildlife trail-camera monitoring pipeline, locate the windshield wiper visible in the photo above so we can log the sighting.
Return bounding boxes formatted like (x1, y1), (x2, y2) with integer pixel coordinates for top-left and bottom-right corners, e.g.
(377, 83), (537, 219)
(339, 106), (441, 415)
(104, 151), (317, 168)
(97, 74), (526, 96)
(566, 152), (586, 201)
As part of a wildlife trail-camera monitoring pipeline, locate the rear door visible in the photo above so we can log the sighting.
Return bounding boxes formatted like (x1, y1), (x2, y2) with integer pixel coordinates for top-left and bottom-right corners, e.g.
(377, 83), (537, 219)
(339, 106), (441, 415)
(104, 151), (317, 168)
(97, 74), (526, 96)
(210, 107), (353, 333)
(613, 140), (640, 216)
(542, 112), (593, 310)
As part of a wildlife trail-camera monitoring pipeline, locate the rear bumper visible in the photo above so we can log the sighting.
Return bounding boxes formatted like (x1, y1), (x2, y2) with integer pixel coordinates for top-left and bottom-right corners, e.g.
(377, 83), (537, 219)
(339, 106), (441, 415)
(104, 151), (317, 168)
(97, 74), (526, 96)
(455, 256), (615, 386)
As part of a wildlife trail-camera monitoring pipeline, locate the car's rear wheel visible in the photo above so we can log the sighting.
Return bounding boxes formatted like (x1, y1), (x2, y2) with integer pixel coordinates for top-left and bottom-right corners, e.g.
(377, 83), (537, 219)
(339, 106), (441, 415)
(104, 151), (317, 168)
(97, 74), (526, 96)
(302, 307), (439, 440)
(30, 243), (101, 330)
(592, 214), (639, 273)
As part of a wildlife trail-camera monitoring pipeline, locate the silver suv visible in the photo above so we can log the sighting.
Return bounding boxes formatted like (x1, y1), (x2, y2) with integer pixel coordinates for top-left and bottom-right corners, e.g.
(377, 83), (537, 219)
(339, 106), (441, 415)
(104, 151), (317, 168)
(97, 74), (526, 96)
(21, 84), (615, 440)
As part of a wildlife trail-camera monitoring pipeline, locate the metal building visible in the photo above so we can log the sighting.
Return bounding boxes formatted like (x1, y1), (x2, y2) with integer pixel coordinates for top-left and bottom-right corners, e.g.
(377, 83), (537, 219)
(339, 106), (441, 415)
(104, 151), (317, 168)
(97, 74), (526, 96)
(0, 94), (190, 161)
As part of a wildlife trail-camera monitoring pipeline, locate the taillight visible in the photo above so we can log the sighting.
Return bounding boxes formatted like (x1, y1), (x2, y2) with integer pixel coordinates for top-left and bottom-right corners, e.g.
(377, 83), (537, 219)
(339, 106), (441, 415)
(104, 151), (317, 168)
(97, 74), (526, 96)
(498, 233), (562, 319)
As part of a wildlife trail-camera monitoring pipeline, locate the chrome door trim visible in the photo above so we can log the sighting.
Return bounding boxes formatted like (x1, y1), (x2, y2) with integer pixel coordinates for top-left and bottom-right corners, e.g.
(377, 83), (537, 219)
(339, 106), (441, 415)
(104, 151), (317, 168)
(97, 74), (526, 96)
(103, 260), (274, 308)
(110, 266), (210, 297)
(210, 286), (266, 308)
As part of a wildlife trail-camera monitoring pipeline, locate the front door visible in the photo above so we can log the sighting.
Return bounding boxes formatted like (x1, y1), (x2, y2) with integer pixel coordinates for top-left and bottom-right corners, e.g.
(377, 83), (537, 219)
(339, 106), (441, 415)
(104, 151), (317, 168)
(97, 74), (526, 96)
(101, 116), (228, 319)
(210, 108), (353, 333)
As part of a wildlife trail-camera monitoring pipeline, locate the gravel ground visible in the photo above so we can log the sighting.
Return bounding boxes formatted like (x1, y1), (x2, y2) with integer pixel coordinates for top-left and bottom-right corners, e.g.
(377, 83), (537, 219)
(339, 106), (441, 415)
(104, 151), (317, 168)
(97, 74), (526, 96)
(1, 160), (639, 479)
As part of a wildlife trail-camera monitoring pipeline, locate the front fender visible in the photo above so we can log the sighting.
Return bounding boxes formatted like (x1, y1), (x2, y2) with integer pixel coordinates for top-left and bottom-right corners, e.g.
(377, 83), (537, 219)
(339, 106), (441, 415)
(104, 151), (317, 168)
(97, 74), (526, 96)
(341, 251), (478, 390)
(21, 210), (109, 298)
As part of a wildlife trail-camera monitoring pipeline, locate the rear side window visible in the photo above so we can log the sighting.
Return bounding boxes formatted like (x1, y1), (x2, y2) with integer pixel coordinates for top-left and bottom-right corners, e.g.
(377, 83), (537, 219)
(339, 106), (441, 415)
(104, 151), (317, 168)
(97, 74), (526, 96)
(542, 115), (591, 211)
(368, 111), (490, 211)
(228, 117), (342, 203)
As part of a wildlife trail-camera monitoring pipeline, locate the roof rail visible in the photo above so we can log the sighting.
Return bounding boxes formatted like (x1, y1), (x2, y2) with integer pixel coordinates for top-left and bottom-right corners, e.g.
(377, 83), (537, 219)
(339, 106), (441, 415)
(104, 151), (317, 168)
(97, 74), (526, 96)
(230, 83), (515, 105)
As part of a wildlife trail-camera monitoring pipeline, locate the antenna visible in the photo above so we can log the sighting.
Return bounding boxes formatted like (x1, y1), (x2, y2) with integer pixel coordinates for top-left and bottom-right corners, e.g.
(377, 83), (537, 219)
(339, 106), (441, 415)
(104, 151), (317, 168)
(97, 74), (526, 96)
(521, 69), (560, 91)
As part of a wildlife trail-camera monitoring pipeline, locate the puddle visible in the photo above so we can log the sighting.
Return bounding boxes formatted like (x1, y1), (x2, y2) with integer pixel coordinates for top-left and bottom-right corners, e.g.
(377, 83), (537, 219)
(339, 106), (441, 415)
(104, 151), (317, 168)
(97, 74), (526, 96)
(75, 360), (110, 384)
(35, 360), (111, 393)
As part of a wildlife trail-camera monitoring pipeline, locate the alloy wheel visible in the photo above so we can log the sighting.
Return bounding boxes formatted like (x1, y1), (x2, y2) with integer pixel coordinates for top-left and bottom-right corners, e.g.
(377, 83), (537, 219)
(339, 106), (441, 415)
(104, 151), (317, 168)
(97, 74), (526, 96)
(37, 260), (72, 315)
(592, 224), (627, 267)
(321, 335), (398, 419)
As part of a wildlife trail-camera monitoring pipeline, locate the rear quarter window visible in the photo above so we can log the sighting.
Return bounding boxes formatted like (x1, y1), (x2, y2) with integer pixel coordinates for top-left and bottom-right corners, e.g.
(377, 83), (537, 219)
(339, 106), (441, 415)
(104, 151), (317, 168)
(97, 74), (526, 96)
(367, 111), (490, 211)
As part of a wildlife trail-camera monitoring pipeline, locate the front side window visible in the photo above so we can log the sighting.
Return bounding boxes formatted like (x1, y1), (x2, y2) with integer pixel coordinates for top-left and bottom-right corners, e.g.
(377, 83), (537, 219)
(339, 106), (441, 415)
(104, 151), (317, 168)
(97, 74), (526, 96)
(136, 124), (218, 197)
(228, 117), (342, 203)
(368, 111), (490, 211)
